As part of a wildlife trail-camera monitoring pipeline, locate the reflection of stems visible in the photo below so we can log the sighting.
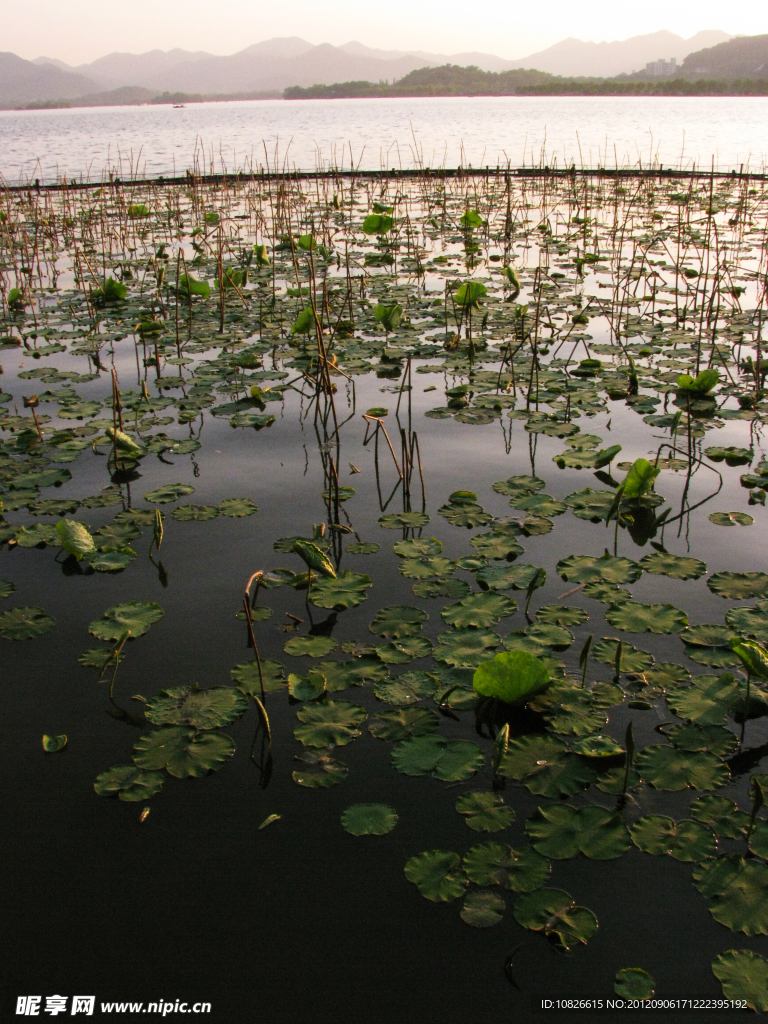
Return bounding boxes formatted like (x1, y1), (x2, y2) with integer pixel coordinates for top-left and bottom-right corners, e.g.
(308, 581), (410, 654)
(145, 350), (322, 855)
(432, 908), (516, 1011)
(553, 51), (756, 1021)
(742, 671), (752, 747)
(620, 721), (635, 806)
(242, 596), (265, 701)
(108, 630), (131, 702)
(579, 634), (593, 687)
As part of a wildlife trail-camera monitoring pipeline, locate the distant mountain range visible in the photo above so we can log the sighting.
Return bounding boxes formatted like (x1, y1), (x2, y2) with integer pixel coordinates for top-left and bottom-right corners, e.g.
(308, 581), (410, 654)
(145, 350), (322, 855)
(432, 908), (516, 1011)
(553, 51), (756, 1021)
(680, 34), (768, 77)
(0, 30), (736, 108)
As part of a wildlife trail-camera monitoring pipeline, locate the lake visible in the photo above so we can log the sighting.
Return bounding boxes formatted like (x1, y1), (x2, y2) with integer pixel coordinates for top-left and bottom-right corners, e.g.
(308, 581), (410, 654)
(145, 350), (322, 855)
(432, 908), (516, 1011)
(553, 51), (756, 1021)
(1, 95), (768, 183)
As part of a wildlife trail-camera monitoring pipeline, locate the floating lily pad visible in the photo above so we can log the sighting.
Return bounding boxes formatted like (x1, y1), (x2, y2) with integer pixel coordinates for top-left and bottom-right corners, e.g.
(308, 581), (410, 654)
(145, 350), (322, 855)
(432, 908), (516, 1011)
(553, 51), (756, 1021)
(369, 605), (427, 639)
(143, 482), (195, 504)
(288, 669), (326, 701)
(536, 605), (588, 627)
(230, 658), (286, 694)
(475, 563), (541, 591)
(171, 504), (219, 521)
(708, 572), (768, 600)
(463, 842), (550, 891)
(294, 700), (366, 748)
(341, 803), (398, 836)
(499, 734), (596, 798)
(398, 555), (455, 579)
(404, 850), (467, 902)
(94, 765), (164, 801)
(511, 493), (567, 516)
(725, 602), (768, 642)
(460, 890), (505, 928)
(375, 636), (433, 663)
(309, 571), (372, 610)
(749, 820), (768, 859)
(572, 735), (624, 758)
(526, 622), (574, 647)
(378, 511), (430, 529)
(412, 578), (470, 600)
(14, 523), (60, 547)
(525, 804), (630, 860)
(319, 657), (388, 690)
(393, 537), (442, 557)
(369, 707), (439, 740)
(0, 580), (16, 600)
(88, 600), (164, 641)
(373, 671), (436, 705)
(133, 726), (235, 778)
(708, 511), (754, 526)
(434, 627), (500, 668)
(695, 857), (768, 935)
(636, 744), (729, 791)
(667, 723), (737, 756)
(346, 541), (379, 554)
(565, 488), (616, 522)
(606, 602), (688, 634)
(593, 638), (654, 674)
(392, 734), (484, 780)
(690, 795), (750, 838)
(666, 673), (742, 725)
(455, 791), (514, 832)
(0, 605), (55, 640)
(513, 888), (598, 951)
(88, 549), (137, 572)
(145, 685), (247, 729)
(630, 815), (716, 861)
(712, 949), (768, 1012)
(438, 501), (492, 528)
(217, 497), (257, 517)
(442, 592), (516, 628)
(614, 969), (655, 1000)
(492, 474), (545, 497)
(639, 551), (707, 579)
(284, 635), (338, 658)
(292, 750), (348, 788)
(557, 553), (641, 585)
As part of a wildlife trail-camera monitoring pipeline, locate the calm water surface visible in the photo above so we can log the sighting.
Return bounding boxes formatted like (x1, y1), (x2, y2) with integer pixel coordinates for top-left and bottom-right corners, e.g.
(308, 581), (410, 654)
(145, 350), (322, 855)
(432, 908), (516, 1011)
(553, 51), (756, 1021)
(1, 95), (768, 182)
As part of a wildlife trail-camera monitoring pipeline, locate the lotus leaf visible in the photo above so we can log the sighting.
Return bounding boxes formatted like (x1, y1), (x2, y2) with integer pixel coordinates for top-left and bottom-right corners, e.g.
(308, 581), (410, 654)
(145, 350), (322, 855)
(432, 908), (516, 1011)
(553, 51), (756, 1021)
(665, 673), (742, 725)
(368, 707), (439, 741)
(94, 765), (164, 801)
(42, 734), (67, 753)
(460, 890), (505, 928)
(592, 639), (654, 674)
(145, 685), (247, 729)
(498, 734), (596, 798)
(572, 735), (624, 758)
(708, 572), (768, 600)
(230, 658), (286, 694)
(696, 858), (768, 935)
(526, 622), (574, 647)
(455, 791), (514, 832)
(391, 735), (483, 780)
(292, 751), (348, 788)
(294, 700), (366, 747)
(630, 815), (716, 861)
(369, 605), (427, 639)
(463, 842), (550, 891)
(511, 493), (567, 516)
(690, 795), (750, 838)
(309, 571), (372, 610)
(378, 511), (429, 529)
(285, 635), (339, 659)
(404, 850), (467, 902)
(413, 576), (470, 600)
(513, 888), (598, 951)
(708, 511), (754, 527)
(525, 804), (630, 860)
(88, 549), (136, 572)
(680, 624), (736, 648)
(434, 627), (500, 668)
(557, 553), (641, 585)
(614, 969), (655, 1000)
(171, 504), (219, 521)
(398, 555), (455, 579)
(469, 532), (524, 559)
(0, 606), (55, 640)
(288, 670), (327, 701)
(667, 723), (737, 756)
(726, 601), (768, 642)
(393, 537), (442, 557)
(565, 488), (616, 522)
(639, 551), (707, 579)
(133, 726), (235, 778)
(606, 601), (688, 634)
(14, 523), (60, 547)
(442, 592), (516, 629)
(438, 501), (493, 528)
(143, 482), (195, 504)
(492, 475), (544, 497)
(341, 803), (398, 836)
(473, 650), (550, 705)
(636, 744), (729, 791)
(318, 657), (388, 689)
(712, 949), (768, 1012)
(0, 580), (16, 599)
(373, 671), (436, 706)
(536, 605), (588, 626)
(748, 820), (768, 859)
(55, 519), (95, 560)
(476, 563), (543, 591)
(346, 541), (379, 554)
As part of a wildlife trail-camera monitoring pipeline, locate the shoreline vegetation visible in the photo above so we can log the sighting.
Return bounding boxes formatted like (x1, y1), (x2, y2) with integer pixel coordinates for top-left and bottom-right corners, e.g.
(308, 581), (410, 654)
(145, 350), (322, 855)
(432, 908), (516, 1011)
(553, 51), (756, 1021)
(12, 64), (768, 111)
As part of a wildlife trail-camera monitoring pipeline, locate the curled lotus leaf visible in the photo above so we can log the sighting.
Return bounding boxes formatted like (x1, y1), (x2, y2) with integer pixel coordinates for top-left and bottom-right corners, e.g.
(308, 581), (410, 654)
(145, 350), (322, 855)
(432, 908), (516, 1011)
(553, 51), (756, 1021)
(293, 700), (366, 748)
(525, 803), (630, 860)
(309, 571), (372, 610)
(369, 605), (427, 639)
(133, 726), (235, 778)
(535, 605), (588, 627)
(639, 551), (707, 580)
(556, 553), (641, 585)
(708, 572), (768, 601)
(0, 580), (16, 600)
(404, 850), (467, 902)
(55, 519), (95, 560)
(455, 791), (514, 832)
(473, 651), (550, 705)
(636, 744), (729, 791)
(292, 750), (348, 788)
(441, 592), (517, 629)
(284, 635), (337, 658)
(689, 795), (750, 838)
(143, 482), (195, 504)
(94, 765), (164, 801)
(462, 842), (550, 891)
(144, 685), (247, 729)
(630, 815), (716, 861)
(378, 511), (429, 529)
(614, 969), (655, 1001)
(460, 890), (505, 928)
(498, 734), (595, 798)
(341, 803), (398, 836)
(88, 600), (164, 641)
(368, 707), (439, 741)
(0, 606), (55, 640)
(712, 949), (768, 1012)
(513, 888), (598, 951)
(605, 602), (688, 635)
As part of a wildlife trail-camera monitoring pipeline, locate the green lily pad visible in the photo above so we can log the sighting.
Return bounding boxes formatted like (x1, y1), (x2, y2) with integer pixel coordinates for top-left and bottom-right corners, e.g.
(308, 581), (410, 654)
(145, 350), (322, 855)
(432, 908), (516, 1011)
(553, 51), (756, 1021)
(666, 673), (742, 725)
(469, 531), (524, 560)
(143, 482), (195, 503)
(473, 650), (550, 705)
(636, 744), (729, 791)
(284, 635), (338, 658)
(392, 735), (484, 780)
(373, 671), (436, 705)
(614, 969), (655, 1000)
(526, 622), (574, 648)
(217, 497), (258, 517)
(398, 555), (455, 579)
(346, 541), (379, 554)
(712, 949), (768, 1012)
(689, 795), (750, 838)
(434, 627), (500, 668)
(0, 605), (55, 640)
(14, 523), (60, 547)
(667, 723), (738, 756)
(536, 605), (588, 627)
(133, 726), (235, 778)
(171, 504), (219, 521)
(294, 700), (366, 748)
(630, 815), (716, 861)
(438, 501), (493, 528)
(639, 551), (707, 579)
(42, 734), (67, 753)
(709, 511), (754, 526)
(606, 602), (688, 634)
(55, 518), (95, 560)
(341, 803), (398, 835)
(404, 850), (467, 902)
(94, 765), (164, 801)
(582, 582), (633, 604)
(748, 820), (768, 859)
(318, 657), (388, 690)
(595, 767), (641, 794)
(475, 563), (541, 591)
(557, 553), (641, 585)
(695, 857), (768, 935)
(88, 600), (164, 641)
(502, 631), (548, 656)
(288, 670), (327, 701)
(393, 537), (442, 557)
(230, 658), (286, 694)
(592, 638), (654, 674)
(144, 685), (247, 729)
(708, 572), (768, 600)
(455, 791), (514, 832)
(0, 580), (16, 600)
(492, 474), (545, 497)
(375, 636), (433, 663)
(292, 751), (348, 788)
(681, 624), (736, 648)
(442, 592), (516, 628)
(460, 890), (505, 928)
(413, 578), (471, 600)
(498, 734), (596, 798)
(725, 601), (768, 642)
(525, 804), (630, 860)
(309, 571), (372, 610)
(88, 549), (137, 572)
(462, 842), (550, 891)
(368, 707), (439, 740)
(369, 605), (427, 639)
(511, 493), (567, 516)
(564, 488), (616, 522)
(572, 735), (624, 758)
(513, 888), (598, 951)
(378, 511), (430, 529)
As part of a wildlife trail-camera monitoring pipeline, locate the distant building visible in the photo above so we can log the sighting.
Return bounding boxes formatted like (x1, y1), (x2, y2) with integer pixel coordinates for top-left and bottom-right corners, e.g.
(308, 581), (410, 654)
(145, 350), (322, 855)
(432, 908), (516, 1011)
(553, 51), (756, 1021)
(644, 57), (677, 78)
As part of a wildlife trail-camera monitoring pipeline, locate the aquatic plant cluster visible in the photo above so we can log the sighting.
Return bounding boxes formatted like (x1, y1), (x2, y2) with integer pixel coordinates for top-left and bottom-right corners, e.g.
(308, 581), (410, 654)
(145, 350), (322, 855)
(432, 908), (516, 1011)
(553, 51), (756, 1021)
(3, 166), (768, 1008)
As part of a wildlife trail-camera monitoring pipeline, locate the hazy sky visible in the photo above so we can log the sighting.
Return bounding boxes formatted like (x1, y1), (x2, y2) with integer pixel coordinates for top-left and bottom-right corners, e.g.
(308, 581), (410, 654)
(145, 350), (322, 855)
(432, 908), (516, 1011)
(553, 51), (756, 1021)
(4, 0), (764, 65)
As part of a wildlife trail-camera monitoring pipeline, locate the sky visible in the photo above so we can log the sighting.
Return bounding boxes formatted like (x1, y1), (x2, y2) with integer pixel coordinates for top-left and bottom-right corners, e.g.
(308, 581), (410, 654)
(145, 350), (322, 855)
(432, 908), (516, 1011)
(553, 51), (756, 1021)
(3, 0), (765, 66)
